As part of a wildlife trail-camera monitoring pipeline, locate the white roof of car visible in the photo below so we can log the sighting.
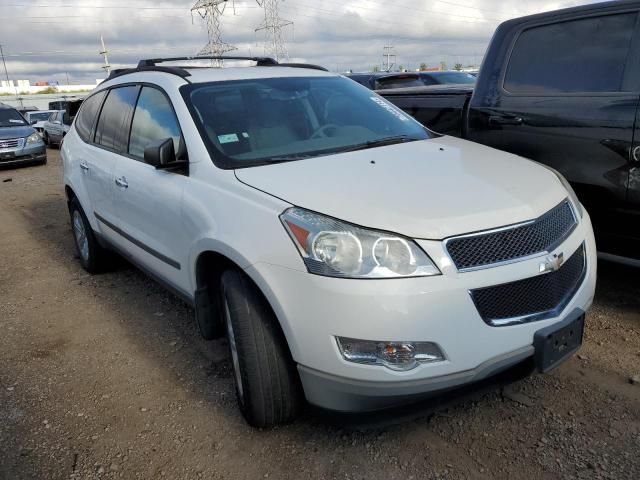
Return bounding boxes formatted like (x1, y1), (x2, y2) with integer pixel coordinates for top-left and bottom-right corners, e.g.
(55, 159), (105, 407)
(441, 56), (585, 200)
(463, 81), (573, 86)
(186, 66), (337, 83)
(100, 65), (338, 91)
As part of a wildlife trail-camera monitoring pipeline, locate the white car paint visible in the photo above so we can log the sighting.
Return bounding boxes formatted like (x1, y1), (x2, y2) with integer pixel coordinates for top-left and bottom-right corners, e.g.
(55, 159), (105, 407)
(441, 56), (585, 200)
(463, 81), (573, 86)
(62, 65), (596, 412)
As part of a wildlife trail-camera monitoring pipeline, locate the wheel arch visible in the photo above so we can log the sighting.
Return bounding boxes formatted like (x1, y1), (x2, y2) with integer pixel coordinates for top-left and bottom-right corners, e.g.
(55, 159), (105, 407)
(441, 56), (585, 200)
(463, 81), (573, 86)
(193, 249), (298, 361)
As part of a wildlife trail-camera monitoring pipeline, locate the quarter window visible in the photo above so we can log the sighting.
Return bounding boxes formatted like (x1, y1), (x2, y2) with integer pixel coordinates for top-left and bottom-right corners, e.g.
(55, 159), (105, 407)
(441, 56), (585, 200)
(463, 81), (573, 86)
(94, 86), (139, 152)
(504, 13), (637, 94)
(75, 91), (106, 142)
(128, 87), (182, 160)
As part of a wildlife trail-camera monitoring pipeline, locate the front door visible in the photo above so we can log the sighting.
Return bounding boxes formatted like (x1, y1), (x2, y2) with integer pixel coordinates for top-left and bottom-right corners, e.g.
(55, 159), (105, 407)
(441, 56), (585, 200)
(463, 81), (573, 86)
(111, 86), (191, 295)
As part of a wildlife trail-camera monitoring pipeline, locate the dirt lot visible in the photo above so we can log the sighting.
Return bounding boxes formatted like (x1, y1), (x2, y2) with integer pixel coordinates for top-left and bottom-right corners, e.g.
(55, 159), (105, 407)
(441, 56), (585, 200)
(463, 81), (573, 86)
(1, 150), (639, 480)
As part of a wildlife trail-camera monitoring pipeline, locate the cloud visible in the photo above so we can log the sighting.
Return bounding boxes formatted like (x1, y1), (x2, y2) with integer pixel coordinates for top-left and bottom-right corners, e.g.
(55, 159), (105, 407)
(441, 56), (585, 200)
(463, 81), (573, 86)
(0, 0), (600, 83)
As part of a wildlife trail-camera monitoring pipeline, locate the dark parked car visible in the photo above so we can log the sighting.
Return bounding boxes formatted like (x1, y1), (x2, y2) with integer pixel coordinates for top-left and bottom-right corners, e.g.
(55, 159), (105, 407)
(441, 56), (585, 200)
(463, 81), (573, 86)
(347, 72), (425, 90)
(418, 71), (476, 86)
(0, 103), (46, 168)
(380, 0), (640, 261)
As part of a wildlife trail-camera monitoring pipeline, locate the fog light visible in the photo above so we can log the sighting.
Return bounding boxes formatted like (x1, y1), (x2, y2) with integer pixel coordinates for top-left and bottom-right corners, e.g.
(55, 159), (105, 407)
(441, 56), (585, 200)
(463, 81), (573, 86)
(336, 337), (445, 371)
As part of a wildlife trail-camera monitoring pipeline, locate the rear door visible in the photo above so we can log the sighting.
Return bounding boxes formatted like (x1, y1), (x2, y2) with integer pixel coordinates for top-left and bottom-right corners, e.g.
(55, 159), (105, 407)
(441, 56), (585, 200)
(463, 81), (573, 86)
(111, 85), (191, 295)
(468, 10), (640, 257)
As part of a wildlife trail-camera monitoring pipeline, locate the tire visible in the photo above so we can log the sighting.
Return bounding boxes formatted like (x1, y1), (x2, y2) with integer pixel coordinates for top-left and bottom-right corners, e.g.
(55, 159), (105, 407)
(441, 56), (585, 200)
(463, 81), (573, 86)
(220, 269), (303, 427)
(43, 132), (49, 146)
(68, 198), (109, 273)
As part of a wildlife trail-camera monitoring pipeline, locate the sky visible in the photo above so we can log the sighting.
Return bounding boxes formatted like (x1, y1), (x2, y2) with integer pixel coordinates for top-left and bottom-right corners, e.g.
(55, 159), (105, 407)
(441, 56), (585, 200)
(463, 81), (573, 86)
(0, 0), (604, 85)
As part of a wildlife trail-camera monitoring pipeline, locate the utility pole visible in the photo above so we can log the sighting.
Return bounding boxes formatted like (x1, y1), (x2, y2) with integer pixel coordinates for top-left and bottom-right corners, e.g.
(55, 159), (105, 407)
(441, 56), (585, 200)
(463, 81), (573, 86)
(99, 35), (111, 76)
(0, 43), (23, 110)
(255, 0), (292, 61)
(192, 0), (237, 67)
(382, 45), (396, 72)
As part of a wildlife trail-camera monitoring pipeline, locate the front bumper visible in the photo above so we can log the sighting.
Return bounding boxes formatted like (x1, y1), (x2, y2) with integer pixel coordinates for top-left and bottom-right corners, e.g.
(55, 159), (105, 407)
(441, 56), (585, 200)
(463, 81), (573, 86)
(246, 212), (597, 412)
(0, 142), (46, 168)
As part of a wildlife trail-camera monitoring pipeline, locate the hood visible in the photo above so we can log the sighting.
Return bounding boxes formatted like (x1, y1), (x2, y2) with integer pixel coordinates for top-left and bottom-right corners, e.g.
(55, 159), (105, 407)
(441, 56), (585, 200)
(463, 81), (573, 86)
(0, 125), (34, 140)
(235, 136), (568, 240)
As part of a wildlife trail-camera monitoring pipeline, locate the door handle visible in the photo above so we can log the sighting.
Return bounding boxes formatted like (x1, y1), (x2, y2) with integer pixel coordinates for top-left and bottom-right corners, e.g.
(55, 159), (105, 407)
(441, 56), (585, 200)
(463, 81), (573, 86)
(489, 115), (524, 126)
(115, 176), (128, 189)
(79, 162), (89, 172)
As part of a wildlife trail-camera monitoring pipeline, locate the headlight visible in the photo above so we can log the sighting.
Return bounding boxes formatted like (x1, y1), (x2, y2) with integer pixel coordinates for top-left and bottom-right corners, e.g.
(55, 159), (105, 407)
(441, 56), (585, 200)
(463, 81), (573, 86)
(537, 163), (583, 218)
(25, 132), (42, 145)
(280, 207), (440, 278)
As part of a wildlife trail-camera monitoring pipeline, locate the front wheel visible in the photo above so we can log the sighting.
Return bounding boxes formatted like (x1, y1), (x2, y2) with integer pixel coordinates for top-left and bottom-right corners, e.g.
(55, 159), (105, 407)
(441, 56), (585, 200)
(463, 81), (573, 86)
(43, 132), (49, 146)
(69, 198), (109, 273)
(220, 269), (303, 427)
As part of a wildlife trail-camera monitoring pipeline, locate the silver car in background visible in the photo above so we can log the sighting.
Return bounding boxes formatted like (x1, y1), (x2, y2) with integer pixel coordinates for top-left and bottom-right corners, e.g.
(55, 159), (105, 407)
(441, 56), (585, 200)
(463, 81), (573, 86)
(42, 110), (72, 148)
(24, 110), (57, 135)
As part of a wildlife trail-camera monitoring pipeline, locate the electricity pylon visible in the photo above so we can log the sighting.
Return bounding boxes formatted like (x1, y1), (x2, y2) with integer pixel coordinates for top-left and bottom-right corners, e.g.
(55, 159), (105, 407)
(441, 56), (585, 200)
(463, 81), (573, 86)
(192, 0), (237, 66)
(255, 1), (292, 61)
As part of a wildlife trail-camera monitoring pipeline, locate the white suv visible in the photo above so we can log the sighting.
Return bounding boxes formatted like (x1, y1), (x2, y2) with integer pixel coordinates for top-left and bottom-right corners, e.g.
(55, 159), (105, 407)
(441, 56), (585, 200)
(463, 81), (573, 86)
(62, 56), (596, 427)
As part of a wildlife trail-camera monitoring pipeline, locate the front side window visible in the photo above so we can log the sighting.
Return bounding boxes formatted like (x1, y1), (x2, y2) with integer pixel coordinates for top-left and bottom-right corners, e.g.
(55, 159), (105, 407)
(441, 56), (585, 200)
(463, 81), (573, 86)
(94, 86), (139, 152)
(504, 13), (637, 94)
(75, 91), (106, 143)
(183, 76), (431, 168)
(0, 108), (27, 127)
(128, 87), (182, 160)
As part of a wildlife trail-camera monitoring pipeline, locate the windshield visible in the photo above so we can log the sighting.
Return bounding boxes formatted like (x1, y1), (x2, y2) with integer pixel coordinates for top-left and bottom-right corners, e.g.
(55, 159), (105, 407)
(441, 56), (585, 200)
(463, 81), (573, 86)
(0, 109), (27, 127)
(30, 112), (52, 121)
(183, 76), (432, 168)
(427, 72), (476, 85)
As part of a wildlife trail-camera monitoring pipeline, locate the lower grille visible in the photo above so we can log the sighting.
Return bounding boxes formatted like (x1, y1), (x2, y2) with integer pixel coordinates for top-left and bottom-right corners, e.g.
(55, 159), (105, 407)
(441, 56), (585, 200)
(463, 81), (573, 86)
(470, 244), (586, 326)
(0, 138), (23, 150)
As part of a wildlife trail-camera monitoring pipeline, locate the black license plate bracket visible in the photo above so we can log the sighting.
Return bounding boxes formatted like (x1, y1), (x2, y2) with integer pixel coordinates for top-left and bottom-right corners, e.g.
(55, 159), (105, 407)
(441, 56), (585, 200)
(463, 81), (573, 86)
(534, 309), (584, 373)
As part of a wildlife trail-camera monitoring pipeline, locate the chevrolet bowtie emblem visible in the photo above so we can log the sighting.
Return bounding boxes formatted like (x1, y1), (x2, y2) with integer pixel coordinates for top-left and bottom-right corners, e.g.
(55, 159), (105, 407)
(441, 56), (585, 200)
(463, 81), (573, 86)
(540, 252), (564, 274)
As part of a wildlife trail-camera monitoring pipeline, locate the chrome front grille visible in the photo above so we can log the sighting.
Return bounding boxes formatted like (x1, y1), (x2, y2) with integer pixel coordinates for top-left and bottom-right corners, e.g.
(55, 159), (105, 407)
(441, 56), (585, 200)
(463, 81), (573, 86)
(470, 243), (586, 326)
(445, 200), (577, 271)
(0, 138), (24, 150)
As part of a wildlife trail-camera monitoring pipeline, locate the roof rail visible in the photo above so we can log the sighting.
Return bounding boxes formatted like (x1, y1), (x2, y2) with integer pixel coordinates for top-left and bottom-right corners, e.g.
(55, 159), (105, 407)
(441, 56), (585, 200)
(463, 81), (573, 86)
(275, 63), (328, 72)
(104, 56), (329, 82)
(137, 56), (279, 68)
(106, 65), (193, 82)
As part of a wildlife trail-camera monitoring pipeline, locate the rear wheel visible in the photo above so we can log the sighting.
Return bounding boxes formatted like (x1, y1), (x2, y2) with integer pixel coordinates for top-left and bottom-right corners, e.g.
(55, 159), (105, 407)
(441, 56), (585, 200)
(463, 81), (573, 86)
(220, 269), (303, 427)
(69, 198), (109, 273)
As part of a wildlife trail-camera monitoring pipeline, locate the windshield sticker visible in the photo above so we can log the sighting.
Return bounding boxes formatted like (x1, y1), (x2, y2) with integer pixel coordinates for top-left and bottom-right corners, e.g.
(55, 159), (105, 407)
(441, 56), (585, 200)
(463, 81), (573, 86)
(369, 96), (410, 122)
(218, 133), (239, 144)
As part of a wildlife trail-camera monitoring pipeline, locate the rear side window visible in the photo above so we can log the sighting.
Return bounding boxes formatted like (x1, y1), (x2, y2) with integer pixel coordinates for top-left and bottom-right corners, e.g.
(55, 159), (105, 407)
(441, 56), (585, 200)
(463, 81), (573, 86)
(94, 86), (139, 152)
(75, 91), (106, 142)
(504, 13), (637, 94)
(128, 87), (182, 160)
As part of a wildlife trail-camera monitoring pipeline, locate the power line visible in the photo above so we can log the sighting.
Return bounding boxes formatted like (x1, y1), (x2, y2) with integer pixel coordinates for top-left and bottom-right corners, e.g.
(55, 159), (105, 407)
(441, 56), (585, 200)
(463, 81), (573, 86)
(0, 43), (23, 109)
(99, 35), (111, 75)
(255, 0), (292, 61)
(191, 0), (237, 66)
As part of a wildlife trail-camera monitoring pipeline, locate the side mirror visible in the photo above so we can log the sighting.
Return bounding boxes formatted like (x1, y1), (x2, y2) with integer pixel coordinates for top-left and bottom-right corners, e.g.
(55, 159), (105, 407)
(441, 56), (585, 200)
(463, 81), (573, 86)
(30, 119), (37, 125)
(144, 138), (175, 168)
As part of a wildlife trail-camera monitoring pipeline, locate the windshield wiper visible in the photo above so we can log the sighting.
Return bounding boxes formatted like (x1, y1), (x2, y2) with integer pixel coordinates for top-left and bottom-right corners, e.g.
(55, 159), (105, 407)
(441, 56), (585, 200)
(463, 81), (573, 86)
(339, 135), (420, 153)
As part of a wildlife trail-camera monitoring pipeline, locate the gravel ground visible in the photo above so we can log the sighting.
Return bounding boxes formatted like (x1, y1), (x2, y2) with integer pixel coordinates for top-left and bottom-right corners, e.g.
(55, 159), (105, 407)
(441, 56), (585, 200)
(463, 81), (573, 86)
(1, 150), (639, 480)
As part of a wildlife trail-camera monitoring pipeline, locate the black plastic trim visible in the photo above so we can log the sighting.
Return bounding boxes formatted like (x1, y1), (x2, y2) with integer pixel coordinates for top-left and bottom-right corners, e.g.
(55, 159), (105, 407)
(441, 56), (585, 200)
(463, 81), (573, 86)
(94, 212), (181, 270)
